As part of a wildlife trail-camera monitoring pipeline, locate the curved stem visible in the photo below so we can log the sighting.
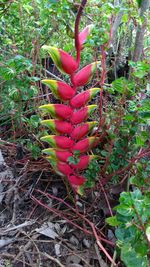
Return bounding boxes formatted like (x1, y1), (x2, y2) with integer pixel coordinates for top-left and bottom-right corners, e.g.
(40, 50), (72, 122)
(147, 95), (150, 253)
(74, 0), (87, 65)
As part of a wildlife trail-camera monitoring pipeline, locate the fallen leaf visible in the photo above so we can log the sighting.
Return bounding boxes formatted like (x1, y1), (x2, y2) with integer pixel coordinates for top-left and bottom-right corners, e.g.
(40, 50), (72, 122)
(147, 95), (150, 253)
(35, 222), (58, 239)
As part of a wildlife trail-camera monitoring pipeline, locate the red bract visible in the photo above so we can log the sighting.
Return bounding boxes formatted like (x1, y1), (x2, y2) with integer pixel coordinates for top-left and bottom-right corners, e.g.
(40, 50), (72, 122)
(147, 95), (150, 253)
(55, 150), (72, 162)
(42, 46), (78, 74)
(68, 174), (85, 185)
(53, 136), (74, 149)
(42, 80), (75, 101)
(41, 135), (74, 150)
(70, 105), (97, 125)
(60, 49), (78, 74)
(79, 24), (93, 48)
(70, 121), (97, 141)
(71, 155), (97, 170)
(39, 104), (73, 120)
(70, 90), (90, 108)
(41, 119), (73, 134)
(43, 148), (72, 162)
(70, 88), (100, 108)
(54, 120), (73, 134)
(46, 156), (73, 176)
(72, 62), (100, 86)
(56, 161), (73, 176)
(71, 123), (88, 140)
(72, 137), (99, 153)
(70, 107), (87, 125)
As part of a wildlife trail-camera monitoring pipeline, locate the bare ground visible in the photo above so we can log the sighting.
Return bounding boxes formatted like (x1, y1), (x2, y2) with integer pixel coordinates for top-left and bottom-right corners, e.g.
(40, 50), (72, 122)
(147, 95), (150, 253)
(0, 142), (121, 267)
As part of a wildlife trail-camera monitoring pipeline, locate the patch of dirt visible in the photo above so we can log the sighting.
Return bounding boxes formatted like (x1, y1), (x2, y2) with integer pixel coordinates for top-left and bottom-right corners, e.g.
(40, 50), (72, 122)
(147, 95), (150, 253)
(0, 144), (120, 267)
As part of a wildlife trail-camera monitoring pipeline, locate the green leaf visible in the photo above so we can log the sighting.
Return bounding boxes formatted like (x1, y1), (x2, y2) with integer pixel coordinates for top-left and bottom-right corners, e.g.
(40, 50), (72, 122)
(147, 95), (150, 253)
(133, 70), (147, 78)
(135, 135), (145, 147)
(100, 150), (108, 157)
(123, 114), (135, 121)
(0, 67), (15, 80)
(73, 150), (80, 157)
(67, 156), (79, 165)
(115, 225), (138, 243)
(121, 244), (148, 267)
(122, 13), (128, 23)
(136, 0), (142, 7)
(112, 78), (134, 94)
(84, 179), (95, 188)
(106, 216), (119, 226)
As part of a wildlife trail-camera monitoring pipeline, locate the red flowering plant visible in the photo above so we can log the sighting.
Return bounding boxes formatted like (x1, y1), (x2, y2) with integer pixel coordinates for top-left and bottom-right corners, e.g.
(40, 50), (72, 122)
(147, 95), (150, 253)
(39, 1), (100, 194)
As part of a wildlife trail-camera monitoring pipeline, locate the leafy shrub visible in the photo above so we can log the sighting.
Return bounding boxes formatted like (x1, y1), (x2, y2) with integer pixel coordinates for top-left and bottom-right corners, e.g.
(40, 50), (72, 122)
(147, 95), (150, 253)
(106, 186), (150, 267)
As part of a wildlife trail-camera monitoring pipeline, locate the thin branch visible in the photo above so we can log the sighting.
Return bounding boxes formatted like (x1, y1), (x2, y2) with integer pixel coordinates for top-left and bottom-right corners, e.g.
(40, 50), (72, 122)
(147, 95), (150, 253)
(32, 190), (114, 246)
(105, 148), (150, 180)
(45, 69), (64, 81)
(90, 222), (117, 266)
(31, 190), (117, 265)
(99, 181), (113, 217)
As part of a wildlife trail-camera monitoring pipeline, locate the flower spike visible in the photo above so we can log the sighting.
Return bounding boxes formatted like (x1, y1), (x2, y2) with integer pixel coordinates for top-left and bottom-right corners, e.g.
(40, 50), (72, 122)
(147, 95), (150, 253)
(40, 14), (100, 193)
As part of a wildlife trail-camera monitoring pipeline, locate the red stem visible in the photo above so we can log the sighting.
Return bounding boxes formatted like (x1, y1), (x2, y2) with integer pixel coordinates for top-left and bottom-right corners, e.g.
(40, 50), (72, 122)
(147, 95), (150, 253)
(31, 192), (117, 264)
(74, 0), (87, 65)
(99, 180), (113, 217)
(32, 189), (115, 247)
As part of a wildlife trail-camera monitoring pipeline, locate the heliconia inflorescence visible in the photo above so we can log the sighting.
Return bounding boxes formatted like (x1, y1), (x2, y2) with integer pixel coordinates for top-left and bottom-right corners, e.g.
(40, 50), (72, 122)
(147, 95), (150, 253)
(40, 24), (100, 194)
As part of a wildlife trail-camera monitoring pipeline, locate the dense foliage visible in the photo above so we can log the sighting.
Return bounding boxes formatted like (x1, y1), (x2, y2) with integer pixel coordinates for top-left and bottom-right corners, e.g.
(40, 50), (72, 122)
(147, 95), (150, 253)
(0, 1), (150, 266)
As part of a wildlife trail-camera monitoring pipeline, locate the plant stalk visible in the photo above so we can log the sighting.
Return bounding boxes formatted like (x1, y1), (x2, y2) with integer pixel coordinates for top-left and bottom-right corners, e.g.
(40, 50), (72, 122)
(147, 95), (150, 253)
(74, 0), (87, 65)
